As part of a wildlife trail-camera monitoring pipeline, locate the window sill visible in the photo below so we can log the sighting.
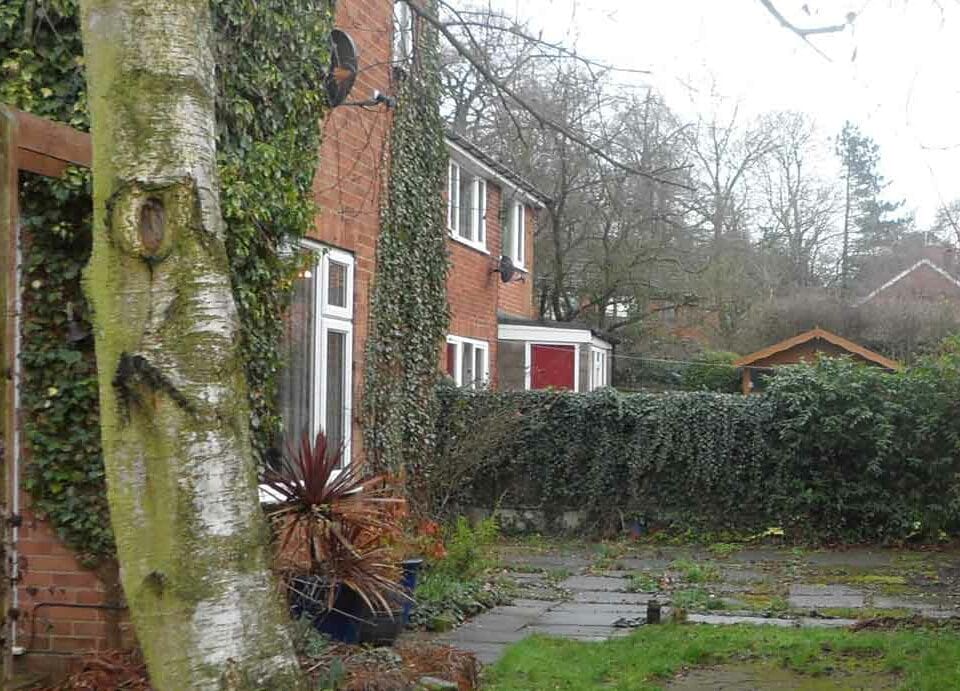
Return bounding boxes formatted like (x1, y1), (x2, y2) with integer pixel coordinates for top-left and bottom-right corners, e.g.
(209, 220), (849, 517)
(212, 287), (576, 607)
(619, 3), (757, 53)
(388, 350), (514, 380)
(448, 233), (490, 255)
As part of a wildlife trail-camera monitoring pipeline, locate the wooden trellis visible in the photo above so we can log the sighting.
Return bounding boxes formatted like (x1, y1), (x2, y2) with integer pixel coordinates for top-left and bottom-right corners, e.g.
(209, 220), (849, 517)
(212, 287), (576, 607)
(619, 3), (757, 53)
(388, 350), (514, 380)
(0, 105), (91, 683)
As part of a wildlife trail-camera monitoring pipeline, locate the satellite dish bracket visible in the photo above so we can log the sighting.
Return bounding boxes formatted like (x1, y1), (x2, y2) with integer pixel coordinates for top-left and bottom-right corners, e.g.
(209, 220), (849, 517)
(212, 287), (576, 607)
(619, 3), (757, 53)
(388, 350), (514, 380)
(491, 255), (524, 283)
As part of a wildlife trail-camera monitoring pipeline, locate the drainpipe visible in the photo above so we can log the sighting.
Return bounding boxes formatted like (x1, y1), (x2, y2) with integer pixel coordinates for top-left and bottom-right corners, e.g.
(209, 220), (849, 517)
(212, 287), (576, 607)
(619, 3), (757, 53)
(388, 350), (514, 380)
(10, 215), (21, 656)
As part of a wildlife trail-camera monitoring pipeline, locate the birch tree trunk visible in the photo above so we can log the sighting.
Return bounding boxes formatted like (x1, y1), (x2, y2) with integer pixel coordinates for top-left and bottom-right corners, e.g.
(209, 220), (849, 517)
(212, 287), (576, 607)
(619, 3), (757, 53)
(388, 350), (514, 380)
(78, 1), (303, 688)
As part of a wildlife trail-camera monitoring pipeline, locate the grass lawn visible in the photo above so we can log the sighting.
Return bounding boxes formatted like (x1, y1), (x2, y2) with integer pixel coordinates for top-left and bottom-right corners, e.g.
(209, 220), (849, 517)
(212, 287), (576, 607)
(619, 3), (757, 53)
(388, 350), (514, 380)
(484, 624), (960, 690)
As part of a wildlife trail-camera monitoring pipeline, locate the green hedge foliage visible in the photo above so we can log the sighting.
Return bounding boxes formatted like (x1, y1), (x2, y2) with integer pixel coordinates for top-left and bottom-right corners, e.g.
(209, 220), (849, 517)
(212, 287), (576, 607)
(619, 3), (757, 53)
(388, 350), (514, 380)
(431, 346), (960, 543)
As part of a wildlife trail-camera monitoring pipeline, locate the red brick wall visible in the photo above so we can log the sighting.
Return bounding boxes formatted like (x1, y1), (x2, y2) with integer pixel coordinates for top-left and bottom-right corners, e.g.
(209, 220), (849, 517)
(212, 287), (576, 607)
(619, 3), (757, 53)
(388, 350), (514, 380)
(15, 489), (131, 678)
(446, 179), (539, 388)
(310, 0), (393, 463)
(497, 204), (536, 318)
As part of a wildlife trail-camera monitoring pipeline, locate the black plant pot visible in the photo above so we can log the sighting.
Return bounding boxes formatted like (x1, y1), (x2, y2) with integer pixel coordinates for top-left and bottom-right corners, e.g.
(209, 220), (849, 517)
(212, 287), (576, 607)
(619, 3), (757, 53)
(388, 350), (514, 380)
(355, 558), (423, 645)
(358, 608), (405, 646)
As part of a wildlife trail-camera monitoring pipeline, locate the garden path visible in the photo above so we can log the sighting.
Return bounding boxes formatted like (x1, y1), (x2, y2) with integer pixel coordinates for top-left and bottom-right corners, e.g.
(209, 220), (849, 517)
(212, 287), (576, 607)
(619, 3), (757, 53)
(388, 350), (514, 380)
(435, 541), (960, 664)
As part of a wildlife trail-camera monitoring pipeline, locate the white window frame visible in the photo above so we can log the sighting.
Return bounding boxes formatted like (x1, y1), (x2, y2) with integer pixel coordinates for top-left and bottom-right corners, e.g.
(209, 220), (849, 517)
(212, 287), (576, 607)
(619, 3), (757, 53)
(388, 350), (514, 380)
(287, 241), (355, 466)
(445, 335), (490, 389)
(318, 320), (353, 466)
(591, 348), (607, 391)
(322, 248), (354, 321)
(504, 201), (526, 269)
(393, 1), (414, 64)
(446, 159), (488, 253)
(447, 160), (460, 234)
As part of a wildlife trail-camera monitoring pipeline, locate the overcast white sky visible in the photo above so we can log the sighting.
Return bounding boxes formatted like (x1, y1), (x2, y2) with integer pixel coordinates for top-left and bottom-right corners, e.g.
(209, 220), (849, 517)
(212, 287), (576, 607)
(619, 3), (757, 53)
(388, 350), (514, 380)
(485, 0), (960, 226)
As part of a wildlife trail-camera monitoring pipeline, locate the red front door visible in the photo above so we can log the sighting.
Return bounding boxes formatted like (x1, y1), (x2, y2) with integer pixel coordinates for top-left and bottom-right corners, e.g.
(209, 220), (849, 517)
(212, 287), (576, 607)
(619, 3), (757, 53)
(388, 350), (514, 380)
(530, 344), (575, 390)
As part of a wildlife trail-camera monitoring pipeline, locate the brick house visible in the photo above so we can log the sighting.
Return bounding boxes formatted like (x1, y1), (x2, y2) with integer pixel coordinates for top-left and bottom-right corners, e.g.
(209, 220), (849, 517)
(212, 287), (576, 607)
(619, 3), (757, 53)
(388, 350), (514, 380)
(856, 256), (960, 307)
(3, 0), (609, 679)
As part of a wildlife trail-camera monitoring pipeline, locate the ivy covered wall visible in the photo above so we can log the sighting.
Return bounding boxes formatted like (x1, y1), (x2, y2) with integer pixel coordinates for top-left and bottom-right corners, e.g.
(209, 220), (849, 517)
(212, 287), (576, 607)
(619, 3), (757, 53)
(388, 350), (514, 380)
(1, 0), (335, 562)
(363, 5), (451, 497)
(431, 352), (960, 543)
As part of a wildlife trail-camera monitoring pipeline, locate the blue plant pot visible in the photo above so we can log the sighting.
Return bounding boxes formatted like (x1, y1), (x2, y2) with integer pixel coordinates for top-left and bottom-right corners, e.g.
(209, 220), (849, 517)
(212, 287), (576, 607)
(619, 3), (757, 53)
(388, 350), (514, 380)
(400, 558), (424, 626)
(289, 575), (362, 644)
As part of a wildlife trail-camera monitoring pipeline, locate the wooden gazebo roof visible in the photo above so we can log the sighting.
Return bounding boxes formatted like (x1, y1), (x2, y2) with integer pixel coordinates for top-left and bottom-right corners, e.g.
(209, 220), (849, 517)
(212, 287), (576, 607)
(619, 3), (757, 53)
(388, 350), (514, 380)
(733, 327), (900, 371)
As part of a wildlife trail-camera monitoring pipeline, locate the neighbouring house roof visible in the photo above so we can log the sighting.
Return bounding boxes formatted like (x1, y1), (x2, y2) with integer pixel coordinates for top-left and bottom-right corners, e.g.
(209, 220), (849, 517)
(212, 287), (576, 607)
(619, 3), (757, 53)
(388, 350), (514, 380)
(497, 312), (614, 348)
(856, 259), (960, 306)
(733, 327), (900, 371)
(445, 131), (551, 208)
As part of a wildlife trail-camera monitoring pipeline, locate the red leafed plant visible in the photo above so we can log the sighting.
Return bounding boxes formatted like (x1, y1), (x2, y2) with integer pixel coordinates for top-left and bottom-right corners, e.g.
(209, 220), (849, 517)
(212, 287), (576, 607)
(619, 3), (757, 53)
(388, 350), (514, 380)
(262, 431), (407, 613)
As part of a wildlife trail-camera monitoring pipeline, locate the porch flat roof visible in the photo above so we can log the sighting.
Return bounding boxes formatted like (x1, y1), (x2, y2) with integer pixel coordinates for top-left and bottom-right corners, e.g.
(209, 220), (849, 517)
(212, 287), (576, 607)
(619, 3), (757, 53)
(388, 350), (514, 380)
(497, 313), (613, 348)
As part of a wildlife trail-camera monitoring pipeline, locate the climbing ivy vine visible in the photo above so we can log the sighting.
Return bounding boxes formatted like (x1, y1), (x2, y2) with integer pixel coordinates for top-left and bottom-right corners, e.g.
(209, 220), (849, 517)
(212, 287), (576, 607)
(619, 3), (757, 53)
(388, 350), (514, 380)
(212, 0), (334, 458)
(1, 0), (334, 562)
(363, 7), (451, 497)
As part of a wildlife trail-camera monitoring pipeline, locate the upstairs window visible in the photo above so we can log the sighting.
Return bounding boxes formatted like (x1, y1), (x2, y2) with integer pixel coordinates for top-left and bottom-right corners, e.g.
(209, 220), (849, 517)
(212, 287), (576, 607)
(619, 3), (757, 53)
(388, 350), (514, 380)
(447, 160), (486, 250)
(393, 1), (414, 64)
(445, 335), (489, 389)
(503, 200), (526, 268)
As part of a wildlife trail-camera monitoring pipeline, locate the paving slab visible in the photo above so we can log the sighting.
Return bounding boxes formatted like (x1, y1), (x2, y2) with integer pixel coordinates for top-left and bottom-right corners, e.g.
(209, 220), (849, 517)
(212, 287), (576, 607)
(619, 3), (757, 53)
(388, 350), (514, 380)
(537, 609), (640, 627)
(719, 568), (769, 584)
(453, 614), (534, 633)
(510, 597), (561, 608)
(713, 583), (754, 594)
(560, 575), (629, 592)
(500, 553), (591, 570)
(507, 571), (551, 583)
(872, 595), (938, 611)
(439, 626), (528, 645)
(550, 603), (650, 616)
(791, 584), (864, 596)
(523, 624), (631, 640)
(493, 603), (556, 618)
(872, 596), (958, 618)
(727, 548), (788, 563)
(687, 614), (799, 627)
(617, 557), (672, 571)
(573, 590), (656, 604)
(599, 569), (645, 579)
(789, 596), (864, 609)
(804, 550), (892, 568)
(512, 588), (570, 601)
(788, 584), (865, 609)
(797, 617), (860, 628)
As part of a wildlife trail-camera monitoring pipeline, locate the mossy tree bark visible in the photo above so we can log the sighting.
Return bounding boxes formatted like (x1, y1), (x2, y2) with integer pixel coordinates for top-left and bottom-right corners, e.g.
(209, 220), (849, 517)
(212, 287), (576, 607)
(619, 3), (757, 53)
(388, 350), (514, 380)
(78, 1), (303, 688)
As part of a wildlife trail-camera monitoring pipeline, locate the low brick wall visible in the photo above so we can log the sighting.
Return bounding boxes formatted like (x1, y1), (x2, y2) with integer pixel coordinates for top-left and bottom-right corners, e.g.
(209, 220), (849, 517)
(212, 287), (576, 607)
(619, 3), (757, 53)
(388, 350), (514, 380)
(15, 491), (132, 679)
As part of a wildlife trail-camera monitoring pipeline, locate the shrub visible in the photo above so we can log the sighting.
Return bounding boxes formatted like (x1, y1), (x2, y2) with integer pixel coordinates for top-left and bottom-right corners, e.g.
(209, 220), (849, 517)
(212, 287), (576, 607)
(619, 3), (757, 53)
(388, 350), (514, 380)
(433, 516), (500, 580)
(426, 350), (960, 543)
(682, 350), (741, 393)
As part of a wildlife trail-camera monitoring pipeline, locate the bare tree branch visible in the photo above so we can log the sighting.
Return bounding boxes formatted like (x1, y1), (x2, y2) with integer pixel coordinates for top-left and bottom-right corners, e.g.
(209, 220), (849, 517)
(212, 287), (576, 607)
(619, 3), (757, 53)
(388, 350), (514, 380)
(757, 0), (848, 61)
(404, 0), (691, 190)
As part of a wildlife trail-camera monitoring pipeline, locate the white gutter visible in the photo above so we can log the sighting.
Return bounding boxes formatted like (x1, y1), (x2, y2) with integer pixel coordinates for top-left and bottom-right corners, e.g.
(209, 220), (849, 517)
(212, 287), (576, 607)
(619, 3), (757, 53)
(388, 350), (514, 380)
(445, 139), (547, 209)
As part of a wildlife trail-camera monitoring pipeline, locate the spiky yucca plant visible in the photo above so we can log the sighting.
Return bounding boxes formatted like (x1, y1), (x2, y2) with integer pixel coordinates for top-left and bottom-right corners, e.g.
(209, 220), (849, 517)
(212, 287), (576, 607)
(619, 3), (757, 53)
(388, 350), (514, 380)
(263, 432), (407, 614)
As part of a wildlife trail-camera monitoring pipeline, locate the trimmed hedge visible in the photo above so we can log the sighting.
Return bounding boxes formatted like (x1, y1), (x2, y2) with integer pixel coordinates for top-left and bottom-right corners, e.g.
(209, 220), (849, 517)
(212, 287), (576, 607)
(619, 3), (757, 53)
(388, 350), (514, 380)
(429, 347), (960, 542)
